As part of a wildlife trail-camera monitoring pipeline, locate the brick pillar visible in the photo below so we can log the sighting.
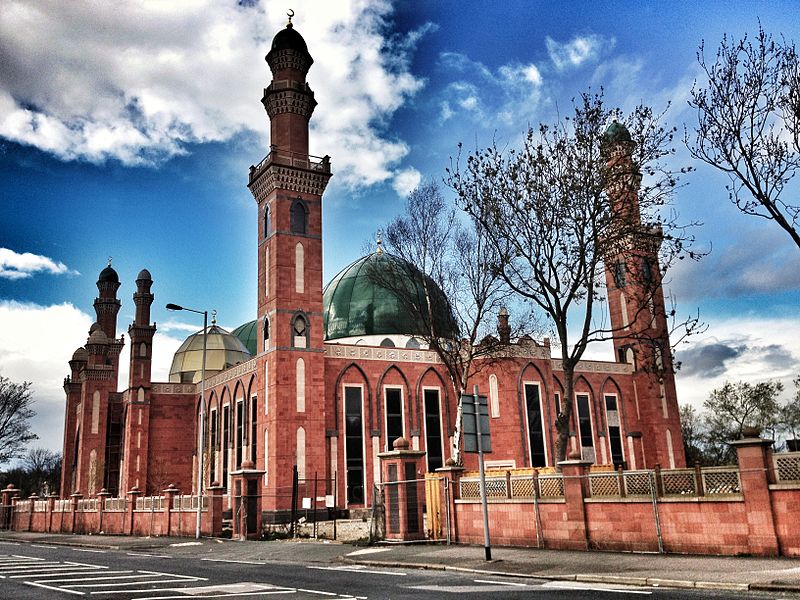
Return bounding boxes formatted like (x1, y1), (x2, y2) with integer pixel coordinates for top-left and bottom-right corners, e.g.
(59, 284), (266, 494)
(70, 492), (82, 534)
(436, 461), (463, 543)
(378, 437), (426, 541)
(230, 462), (265, 540)
(557, 453), (592, 550)
(207, 484), (224, 537)
(127, 486), (141, 535)
(97, 488), (110, 533)
(163, 484), (178, 537)
(46, 493), (57, 533)
(28, 494), (38, 532)
(731, 435), (780, 556)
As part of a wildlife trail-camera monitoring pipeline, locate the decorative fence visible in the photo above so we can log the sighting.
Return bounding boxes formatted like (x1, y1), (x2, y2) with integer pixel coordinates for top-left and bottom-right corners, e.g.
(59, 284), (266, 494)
(774, 451), (800, 482)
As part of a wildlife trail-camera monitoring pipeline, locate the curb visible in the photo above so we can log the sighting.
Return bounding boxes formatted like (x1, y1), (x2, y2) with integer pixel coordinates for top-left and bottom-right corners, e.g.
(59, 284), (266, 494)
(343, 558), (782, 593)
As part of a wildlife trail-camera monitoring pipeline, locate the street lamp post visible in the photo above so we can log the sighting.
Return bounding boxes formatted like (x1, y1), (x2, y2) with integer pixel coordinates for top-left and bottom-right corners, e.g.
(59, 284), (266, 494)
(166, 303), (207, 540)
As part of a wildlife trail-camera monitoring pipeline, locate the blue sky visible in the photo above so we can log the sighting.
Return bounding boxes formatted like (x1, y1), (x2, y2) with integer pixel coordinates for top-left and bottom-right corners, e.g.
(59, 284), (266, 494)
(0, 0), (798, 454)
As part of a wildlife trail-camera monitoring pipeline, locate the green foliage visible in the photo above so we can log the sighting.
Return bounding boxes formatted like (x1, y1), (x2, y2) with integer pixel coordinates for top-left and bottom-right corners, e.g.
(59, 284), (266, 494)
(0, 375), (38, 465)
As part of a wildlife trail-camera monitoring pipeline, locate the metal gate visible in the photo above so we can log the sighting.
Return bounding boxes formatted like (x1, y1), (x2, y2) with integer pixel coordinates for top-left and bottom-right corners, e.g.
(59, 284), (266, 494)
(369, 474), (450, 542)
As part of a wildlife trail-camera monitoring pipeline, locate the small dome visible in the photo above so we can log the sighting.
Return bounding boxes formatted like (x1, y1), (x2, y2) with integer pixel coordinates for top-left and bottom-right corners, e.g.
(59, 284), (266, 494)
(169, 325), (252, 384)
(71, 347), (87, 362)
(136, 268), (152, 281)
(603, 120), (632, 145)
(266, 23), (313, 67)
(322, 252), (458, 342)
(98, 265), (119, 283)
(232, 320), (258, 356)
(88, 327), (108, 345)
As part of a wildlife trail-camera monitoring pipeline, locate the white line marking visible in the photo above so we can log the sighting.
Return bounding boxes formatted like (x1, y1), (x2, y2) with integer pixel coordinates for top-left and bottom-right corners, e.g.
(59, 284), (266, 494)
(201, 557), (266, 565)
(24, 579), (85, 595)
(127, 552), (171, 558)
(346, 547), (391, 556)
(169, 541), (202, 547)
(73, 548), (106, 553)
(0, 541), (21, 545)
(297, 589), (338, 596)
(0, 562), (66, 572)
(64, 561), (109, 568)
(138, 569), (204, 579)
(474, 579), (528, 587)
(32, 544), (58, 549)
(308, 565), (406, 576)
(130, 593), (295, 600)
(34, 571), (137, 582)
(544, 581), (652, 595)
(73, 577), (205, 588)
(11, 568), (113, 578)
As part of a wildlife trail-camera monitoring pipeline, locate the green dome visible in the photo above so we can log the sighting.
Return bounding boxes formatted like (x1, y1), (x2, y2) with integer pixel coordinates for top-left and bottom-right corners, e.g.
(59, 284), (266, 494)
(322, 251), (458, 342)
(232, 320), (258, 356)
(169, 324), (252, 384)
(603, 120), (632, 144)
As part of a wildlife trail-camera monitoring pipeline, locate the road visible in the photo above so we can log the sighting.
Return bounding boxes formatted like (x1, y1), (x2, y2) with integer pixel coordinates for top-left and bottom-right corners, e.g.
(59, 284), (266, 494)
(0, 540), (787, 600)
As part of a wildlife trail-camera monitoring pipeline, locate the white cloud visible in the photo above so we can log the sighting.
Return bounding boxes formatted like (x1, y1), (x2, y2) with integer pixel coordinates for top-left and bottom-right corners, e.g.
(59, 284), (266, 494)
(0, 0), (427, 189)
(546, 34), (613, 71)
(0, 248), (78, 280)
(0, 300), (183, 455)
(392, 167), (422, 196)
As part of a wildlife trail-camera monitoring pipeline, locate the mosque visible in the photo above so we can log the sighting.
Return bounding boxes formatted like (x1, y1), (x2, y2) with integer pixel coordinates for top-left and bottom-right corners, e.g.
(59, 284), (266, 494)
(60, 19), (685, 519)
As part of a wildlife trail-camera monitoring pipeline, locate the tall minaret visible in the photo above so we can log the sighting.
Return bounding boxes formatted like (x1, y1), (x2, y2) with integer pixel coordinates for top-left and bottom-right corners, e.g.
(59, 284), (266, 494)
(247, 15), (332, 514)
(602, 120), (685, 469)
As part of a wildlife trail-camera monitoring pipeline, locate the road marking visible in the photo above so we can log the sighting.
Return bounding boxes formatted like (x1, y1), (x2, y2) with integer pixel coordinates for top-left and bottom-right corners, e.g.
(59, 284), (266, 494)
(35, 571), (137, 582)
(74, 578), (207, 588)
(0, 561), (67, 572)
(131, 593), (294, 600)
(73, 548), (106, 554)
(10, 568), (111, 578)
(32, 544), (58, 549)
(127, 552), (172, 558)
(201, 557), (266, 565)
(138, 569), (202, 579)
(170, 541), (202, 547)
(474, 579), (528, 587)
(0, 541), (21, 545)
(24, 580), (85, 595)
(543, 581), (652, 595)
(308, 565), (406, 576)
(297, 589), (338, 596)
(346, 548), (391, 556)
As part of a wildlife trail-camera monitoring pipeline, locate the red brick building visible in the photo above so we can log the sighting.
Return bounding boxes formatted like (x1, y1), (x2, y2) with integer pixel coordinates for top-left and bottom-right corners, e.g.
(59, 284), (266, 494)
(60, 21), (685, 518)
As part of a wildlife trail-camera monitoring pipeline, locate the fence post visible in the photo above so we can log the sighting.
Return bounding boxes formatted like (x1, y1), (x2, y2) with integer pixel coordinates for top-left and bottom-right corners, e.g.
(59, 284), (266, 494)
(46, 493), (56, 533)
(163, 484), (178, 537)
(617, 466), (626, 498)
(207, 484), (224, 537)
(436, 460), (464, 544)
(70, 491), (81, 534)
(694, 462), (705, 496)
(28, 494), (38, 532)
(653, 464), (664, 497)
(97, 488), (110, 533)
(127, 487), (141, 535)
(730, 434), (780, 556)
(557, 451), (592, 550)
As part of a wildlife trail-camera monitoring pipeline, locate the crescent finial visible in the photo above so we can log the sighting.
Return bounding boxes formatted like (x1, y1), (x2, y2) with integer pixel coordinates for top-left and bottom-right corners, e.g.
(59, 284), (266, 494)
(287, 9), (294, 25)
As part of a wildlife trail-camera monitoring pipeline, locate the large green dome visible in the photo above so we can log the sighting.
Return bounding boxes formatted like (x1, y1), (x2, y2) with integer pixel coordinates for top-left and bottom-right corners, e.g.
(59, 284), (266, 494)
(232, 320), (258, 356)
(169, 324), (252, 384)
(322, 251), (457, 342)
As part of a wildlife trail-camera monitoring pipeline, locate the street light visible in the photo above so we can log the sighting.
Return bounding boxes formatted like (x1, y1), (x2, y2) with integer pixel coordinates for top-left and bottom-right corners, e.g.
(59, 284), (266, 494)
(166, 302), (207, 540)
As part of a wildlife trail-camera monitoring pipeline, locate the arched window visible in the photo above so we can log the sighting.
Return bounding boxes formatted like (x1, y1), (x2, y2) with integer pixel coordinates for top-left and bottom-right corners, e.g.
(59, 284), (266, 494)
(295, 242), (304, 293)
(292, 314), (308, 348)
(296, 358), (306, 412)
(380, 337), (395, 348)
(405, 337), (421, 349)
(291, 200), (308, 235)
(263, 317), (270, 351)
(264, 204), (271, 238)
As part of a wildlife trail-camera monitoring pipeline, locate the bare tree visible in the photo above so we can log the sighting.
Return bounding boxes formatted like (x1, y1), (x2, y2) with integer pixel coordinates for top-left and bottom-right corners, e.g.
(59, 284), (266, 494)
(448, 92), (703, 463)
(688, 25), (800, 249)
(22, 448), (61, 496)
(375, 181), (533, 464)
(0, 375), (38, 465)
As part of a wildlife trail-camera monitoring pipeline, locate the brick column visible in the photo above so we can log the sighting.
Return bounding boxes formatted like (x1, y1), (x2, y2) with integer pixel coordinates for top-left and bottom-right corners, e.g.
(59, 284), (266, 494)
(27, 494), (38, 532)
(97, 488), (110, 533)
(70, 492), (82, 534)
(378, 437), (426, 541)
(731, 435), (780, 556)
(230, 462), (265, 540)
(163, 484), (178, 537)
(3, 486), (19, 531)
(207, 484), (224, 537)
(557, 453), (592, 550)
(435, 460), (463, 543)
(46, 493), (57, 533)
(127, 486), (141, 535)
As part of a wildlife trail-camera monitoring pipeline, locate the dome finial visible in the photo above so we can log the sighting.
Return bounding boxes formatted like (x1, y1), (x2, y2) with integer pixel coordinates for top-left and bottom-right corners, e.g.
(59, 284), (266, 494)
(107, 256), (112, 267)
(211, 309), (217, 326)
(376, 229), (384, 255)
(286, 8), (294, 28)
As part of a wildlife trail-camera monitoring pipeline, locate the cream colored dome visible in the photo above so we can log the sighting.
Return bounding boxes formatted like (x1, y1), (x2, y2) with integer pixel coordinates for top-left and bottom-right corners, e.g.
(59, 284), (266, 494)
(168, 324), (252, 384)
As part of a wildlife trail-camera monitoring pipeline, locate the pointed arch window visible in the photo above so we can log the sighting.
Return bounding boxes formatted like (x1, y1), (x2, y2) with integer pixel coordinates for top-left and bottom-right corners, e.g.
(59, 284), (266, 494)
(292, 314), (308, 348)
(263, 317), (270, 351)
(291, 199), (308, 235)
(264, 204), (271, 238)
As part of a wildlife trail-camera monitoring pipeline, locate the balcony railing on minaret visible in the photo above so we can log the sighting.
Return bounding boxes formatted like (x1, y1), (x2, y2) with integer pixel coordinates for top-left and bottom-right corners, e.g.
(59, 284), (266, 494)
(249, 145), (331, 184)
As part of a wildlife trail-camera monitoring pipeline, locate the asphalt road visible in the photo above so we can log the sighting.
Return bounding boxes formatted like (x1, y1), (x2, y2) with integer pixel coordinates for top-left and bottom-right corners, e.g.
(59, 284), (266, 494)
(0, 540), (789, 600)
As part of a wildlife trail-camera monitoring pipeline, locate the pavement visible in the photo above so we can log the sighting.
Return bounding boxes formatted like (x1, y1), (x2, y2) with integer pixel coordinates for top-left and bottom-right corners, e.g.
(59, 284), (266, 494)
(1, 530), (800, 594)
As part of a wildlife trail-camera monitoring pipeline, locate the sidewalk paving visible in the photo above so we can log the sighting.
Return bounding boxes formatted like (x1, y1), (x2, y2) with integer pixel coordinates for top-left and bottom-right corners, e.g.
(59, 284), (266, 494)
(2, 530), (799, 593)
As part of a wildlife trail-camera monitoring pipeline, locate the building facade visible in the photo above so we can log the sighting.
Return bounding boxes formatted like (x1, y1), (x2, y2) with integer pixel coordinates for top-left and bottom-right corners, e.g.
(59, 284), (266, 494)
(61, 21), (685, 515)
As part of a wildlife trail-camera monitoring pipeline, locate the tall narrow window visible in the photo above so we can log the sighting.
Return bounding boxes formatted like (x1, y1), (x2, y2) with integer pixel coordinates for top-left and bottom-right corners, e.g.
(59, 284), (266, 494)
(576, 393), (594, 454)
(488, 374), (500, 418)
(296, 358), (305, 412)
(292, 314), (308, 348)
(235, 399), (243, 468)
(612, 261), (626, 288)
(554, 392), (562, 417)
(263, 429), (269, 487)
(296, 427), (306, 478)
(424, 389), (443, 472)
(525, 383), (547, 467)
(291, 200), (307, 234)
(264, 248), (269, 298)
(263, 317), (270, 351)
(642, 258), (654, 286)
(250, 396), (257, 463)
(210, 408), (218, 483)
(384, 388), (404, 451)
(620, 293), (629, 329)
(295, 242), (304, 293)
(605, 394), (624, 467)
(222, 406), (230, 490)
(344, 386), (364, 504)
(264, 362), (269, 414)
(264, 204), (270, 238)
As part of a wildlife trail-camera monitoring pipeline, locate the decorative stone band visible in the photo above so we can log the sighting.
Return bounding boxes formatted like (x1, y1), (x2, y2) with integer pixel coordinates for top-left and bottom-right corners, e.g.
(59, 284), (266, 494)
(268, 49), (311, 73)
(262, 86), (317, 120)
(204, 357), (257, 388)
(249, 163), (331, 200)
(150, 382), (197, 395)
(324, 343), (442, 364)
(551, 359), (633, 375)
